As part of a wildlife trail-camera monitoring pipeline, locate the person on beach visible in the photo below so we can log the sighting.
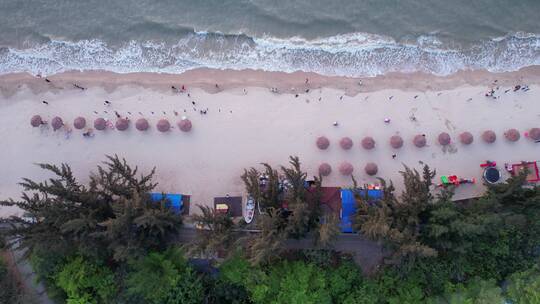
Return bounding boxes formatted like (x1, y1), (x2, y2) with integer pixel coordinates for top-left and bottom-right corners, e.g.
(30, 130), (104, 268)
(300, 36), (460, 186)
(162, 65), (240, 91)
(384, 118), (391, 123)
(42, 100), (49, 105)
(83, 129), (94, 138)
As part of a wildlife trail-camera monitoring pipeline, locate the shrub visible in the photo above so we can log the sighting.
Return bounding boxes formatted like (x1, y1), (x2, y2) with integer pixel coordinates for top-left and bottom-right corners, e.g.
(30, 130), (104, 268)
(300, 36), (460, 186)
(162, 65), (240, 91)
(55, 256), (115, 304)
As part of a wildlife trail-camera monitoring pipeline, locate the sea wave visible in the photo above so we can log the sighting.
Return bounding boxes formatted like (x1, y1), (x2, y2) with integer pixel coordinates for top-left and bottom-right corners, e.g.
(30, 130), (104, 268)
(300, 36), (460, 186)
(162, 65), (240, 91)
(0, 31), (539, 77)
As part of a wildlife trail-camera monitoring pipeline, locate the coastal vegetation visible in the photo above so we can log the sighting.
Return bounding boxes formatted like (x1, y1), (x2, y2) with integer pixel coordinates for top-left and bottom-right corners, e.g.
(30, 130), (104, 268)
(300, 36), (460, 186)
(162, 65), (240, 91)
(1, 155), (540, 303)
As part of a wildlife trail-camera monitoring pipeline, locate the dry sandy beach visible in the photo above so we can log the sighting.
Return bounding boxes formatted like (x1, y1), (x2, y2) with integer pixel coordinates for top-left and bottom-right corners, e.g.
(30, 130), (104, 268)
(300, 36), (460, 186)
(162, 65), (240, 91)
(1, 68), (540, 217)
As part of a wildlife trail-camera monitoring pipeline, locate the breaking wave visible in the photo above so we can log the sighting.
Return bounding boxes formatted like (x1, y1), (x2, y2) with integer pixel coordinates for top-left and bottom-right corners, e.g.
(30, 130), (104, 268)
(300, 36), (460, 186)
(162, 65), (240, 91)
(1, 31), (539, 77)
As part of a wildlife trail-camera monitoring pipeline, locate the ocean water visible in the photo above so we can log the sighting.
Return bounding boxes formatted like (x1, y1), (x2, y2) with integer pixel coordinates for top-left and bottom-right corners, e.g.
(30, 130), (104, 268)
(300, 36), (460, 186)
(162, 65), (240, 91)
(0, 0), (539, 77)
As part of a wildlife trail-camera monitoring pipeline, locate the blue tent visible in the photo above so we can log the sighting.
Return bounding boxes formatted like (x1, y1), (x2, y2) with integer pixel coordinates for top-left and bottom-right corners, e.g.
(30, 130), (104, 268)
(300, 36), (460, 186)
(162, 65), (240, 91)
(340, 188), (383, 233)
(150, 193), (183, 214)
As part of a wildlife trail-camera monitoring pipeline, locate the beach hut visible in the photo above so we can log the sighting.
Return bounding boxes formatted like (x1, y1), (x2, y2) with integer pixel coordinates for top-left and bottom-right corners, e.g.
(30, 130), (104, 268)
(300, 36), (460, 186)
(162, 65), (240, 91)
(319, 163), (332, 176)
(529, 128), (540, 141)
(340, 137), (353, 150)
(413, 134), (426, 148)
(94, 118), (107, 131)
(116, 118), (129, 131)
(135, 118), (149, 131)
(459, 132), (474, 145)
(365, 162), (378, 176)
(316, 136), (330, 150)
(150, 193), (184, 214)
(339, 162), (354, 176)
(438, 132), (451, 146)
(30, 115), (43, 127)
(482, 130), (496, 143)
(73, 117), (86, 129)
(504, 129), (520, 142)
(340, 188), (382, 233)
(214, 196), (243, 217)
(361, 136), (375, 150)
(51, 117), (63, 131)
(390, 135), (403, 149)
(178, 119), (192, 132)
(157, 119), (170, 132)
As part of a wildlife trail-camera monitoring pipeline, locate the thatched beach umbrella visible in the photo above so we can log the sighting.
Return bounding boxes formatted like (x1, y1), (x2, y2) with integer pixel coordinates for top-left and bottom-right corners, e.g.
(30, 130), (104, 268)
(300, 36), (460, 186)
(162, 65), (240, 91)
(459, 132), (474, 145)
(365, 162), (378, 176)
(316, 136), (330, 150)
(116, 118), (129, 131)
(51, 117), (63, 131)
(339, 162), (354, 176)
(94, 118), (107, 131)
(528, 128), (540, 141)
(504, 129), (520, 142)
(178, 119), (192, 132)
(390, 135), (403, 149)
(157, 119), (170, 132)
(30, 115), (43, 127)
(482, 130), (496, 143)
(361, 136), (375, 150)
(413, 134), (426, 148)
(73, 117), (86, 129)
(340, 137), (353, 150)
(438, 132), (451, 146)
(319, 163), (332, 176)
(135, 118), (149, 131)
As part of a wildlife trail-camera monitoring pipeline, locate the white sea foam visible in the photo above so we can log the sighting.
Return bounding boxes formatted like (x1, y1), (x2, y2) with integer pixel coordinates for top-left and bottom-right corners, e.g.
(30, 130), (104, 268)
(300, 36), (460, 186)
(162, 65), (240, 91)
(0, 31), (539, 77)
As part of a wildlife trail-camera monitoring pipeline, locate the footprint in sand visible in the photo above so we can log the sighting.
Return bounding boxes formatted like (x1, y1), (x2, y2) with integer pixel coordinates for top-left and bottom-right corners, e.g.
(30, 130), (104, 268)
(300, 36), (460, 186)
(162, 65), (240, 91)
(442, 144), (458, 154)
(444, 119), (457, 131)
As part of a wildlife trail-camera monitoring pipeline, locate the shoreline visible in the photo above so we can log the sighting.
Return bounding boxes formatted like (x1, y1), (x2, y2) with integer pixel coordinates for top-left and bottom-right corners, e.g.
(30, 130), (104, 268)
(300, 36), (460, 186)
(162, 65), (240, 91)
(2, 66), (540, 98)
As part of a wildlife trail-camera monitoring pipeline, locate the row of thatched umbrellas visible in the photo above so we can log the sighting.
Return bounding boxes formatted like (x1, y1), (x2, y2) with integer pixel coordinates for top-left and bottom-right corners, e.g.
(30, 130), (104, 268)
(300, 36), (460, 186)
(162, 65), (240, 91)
(31, 115), (192, 132)
(318, 162), (378, 177)
(315, 128), (540, 177)
(316, 128), (540, 151)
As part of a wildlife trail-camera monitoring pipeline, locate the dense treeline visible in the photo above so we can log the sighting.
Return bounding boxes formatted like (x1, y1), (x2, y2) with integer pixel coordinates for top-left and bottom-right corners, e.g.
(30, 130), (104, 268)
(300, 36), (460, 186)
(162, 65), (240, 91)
(1, 156), (539, 303)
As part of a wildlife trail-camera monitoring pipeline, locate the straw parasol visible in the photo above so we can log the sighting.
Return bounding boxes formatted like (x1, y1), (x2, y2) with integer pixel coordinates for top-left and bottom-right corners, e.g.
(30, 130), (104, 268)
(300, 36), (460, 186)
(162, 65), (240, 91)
(361, 136), (375, 150)
(413, 134), (426, 148)
(157, 119), (170, 132)
(178, 119), (192, 132)
(30, 115), (42, 127)
(504, 128), (520, 142)
(340, 137), (353, 150)
(459, 132), (474, 145)
(482, 130), (496, 143)
(319, 163), (332, 176)
(73, 117), (86, 129)
(51, 117), (63, 131)
(438, 132), (451, 146)
(339, 162), (354, 176)
(116, 118), (129, 131)
(390, 135), (403, 149)
(365, 162), (378, 176)
(94, 118), (107, 131)
(528, 128), (540, 140)
(316, 136), (330, 150)
(135, 118), (149, 131)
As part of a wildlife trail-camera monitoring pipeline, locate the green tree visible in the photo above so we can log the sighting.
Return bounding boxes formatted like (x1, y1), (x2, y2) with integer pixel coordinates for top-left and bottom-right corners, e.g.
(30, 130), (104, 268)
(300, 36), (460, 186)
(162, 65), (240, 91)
(354, 165), (438, 267)
(426, 278), (505, 304)
(55, 256), (115, 304)
(506, 264), (540, 304)
(126, 247), (204, 304)
(189, 205), (236, 258)
(1, 155), (183, 264)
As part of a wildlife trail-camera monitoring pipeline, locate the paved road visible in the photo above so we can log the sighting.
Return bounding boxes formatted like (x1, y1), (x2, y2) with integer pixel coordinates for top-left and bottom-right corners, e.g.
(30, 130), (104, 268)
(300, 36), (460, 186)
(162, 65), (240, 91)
(179, 227), (383, 273)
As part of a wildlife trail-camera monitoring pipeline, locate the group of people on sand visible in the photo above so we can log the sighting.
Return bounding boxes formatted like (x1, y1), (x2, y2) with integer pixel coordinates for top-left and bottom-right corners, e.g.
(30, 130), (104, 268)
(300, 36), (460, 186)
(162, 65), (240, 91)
(485, 81), (530, 98)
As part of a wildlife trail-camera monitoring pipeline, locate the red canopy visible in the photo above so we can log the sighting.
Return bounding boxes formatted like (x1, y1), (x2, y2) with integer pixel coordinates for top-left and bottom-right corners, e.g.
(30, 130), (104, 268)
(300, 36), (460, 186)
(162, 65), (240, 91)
(94, 118), (107, 131)
(504, 129), (520, 142)
(51, 117), (63, 131)
(73, 117), (86, 129)
(319, 163), (332, 176)
(361, 136), (375, 150)
(30, 115), (42, 127)
(459, 132), (473, 145)
(390, 135), (403, 149)
(178, 119), (192, 132)
(365, 162), (378, 176)
(135, 118), (149, 131)
(116, 118), (129, 131)
(157, 119), (170, 132)
(482, 130), (496, 143)
(413, 134), (426, 148)
(438, 132), (451, 146)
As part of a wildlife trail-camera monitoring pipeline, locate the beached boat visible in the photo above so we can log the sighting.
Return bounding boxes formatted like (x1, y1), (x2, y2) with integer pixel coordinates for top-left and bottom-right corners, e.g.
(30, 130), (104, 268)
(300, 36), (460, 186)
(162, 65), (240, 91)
(244, 197), (255, 224)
